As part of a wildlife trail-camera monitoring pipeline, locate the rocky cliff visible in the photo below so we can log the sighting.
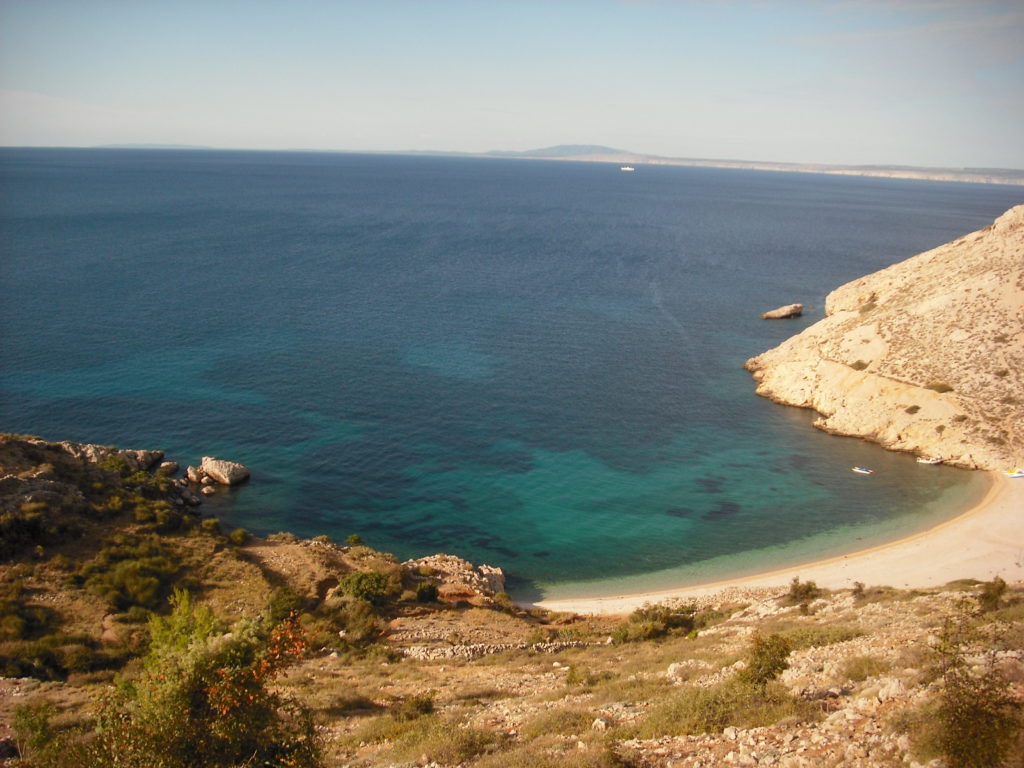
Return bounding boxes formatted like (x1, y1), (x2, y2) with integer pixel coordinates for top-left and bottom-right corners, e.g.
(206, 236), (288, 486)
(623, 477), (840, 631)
(746, 205), (1024, 470)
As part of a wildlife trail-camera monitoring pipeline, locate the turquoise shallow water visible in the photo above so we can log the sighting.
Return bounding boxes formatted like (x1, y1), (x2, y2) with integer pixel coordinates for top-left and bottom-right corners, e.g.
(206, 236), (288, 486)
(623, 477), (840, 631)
(1, 148), (1020, 600)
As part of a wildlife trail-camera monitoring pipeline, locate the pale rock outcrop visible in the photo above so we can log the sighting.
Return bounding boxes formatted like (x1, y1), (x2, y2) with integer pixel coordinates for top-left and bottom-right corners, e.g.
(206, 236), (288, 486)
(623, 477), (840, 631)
(199, 456), (251, 485)
(58, 442), (164, 471)
(761, 303), (804, 319)
(746, 205), (1024, 470)
(403, 553), (506, 598)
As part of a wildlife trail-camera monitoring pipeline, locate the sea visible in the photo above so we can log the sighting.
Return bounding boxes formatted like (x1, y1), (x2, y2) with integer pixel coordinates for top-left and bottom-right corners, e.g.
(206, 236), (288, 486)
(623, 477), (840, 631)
(1, 148), (1020, 600)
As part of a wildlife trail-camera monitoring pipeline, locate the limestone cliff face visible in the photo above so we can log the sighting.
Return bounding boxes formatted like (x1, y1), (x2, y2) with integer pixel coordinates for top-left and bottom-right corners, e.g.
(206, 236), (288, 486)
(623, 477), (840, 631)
(746, 205), (1024, 470)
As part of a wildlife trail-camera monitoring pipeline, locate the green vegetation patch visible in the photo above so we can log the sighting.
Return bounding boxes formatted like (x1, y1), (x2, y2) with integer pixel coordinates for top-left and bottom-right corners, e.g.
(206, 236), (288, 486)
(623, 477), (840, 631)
(75, 533), (183, 610)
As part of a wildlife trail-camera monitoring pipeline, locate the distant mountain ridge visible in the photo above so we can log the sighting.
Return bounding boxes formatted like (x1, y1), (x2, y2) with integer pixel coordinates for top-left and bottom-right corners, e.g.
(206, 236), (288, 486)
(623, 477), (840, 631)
(486, 144), (629, 158)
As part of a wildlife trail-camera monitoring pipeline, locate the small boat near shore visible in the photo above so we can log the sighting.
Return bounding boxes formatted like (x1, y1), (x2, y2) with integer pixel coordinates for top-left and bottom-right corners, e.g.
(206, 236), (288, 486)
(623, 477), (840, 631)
(916, 456), (943, 464)
(852, 467), (874, 475)
(620, 166), (635, 172)
(1007, 469), (1024, 478)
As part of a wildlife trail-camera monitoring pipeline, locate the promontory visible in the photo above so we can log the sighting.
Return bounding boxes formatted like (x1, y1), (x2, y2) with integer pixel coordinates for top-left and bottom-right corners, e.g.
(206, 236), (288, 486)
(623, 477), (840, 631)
(745, 204), (1023, 471)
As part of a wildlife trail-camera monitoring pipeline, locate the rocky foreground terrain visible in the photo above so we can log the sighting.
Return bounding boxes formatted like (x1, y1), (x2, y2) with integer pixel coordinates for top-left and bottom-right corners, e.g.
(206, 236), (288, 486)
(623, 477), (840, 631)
(746, 205), (1024, 471)
(2, 436), (1023, 767)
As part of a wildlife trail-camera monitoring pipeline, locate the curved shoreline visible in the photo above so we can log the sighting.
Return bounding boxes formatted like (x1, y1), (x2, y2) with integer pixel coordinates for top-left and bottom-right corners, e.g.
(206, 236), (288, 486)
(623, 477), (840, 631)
(534, 471), (1023, 615)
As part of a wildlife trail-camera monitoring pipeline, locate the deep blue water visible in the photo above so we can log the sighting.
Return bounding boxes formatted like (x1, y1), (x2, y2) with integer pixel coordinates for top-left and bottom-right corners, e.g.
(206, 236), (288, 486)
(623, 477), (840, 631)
(1, 149), (1019, 598)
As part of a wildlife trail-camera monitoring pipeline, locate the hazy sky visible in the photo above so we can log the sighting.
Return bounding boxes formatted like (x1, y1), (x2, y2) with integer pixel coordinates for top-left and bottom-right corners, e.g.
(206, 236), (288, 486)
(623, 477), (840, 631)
(1, 0), (1022, 168)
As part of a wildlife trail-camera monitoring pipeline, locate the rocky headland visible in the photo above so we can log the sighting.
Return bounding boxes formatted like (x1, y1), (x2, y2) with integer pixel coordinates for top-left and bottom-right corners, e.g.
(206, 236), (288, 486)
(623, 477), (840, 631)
(746, 205), (1024, 471)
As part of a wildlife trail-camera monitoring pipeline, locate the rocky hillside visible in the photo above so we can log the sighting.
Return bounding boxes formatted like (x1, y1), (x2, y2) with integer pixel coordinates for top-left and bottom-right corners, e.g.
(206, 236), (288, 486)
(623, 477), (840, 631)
(746, 205), (1024, 470)
(2, 436), (1023, 767)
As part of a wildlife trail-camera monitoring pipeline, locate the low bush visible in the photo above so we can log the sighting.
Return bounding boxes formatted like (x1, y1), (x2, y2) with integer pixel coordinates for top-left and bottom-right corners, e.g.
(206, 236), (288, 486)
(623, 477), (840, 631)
(339, 569), (394, 606)
(635, 678), (814, 737)
(736, 632), (791, 687)
(13, 698), (59, 763)
(267, 585), (305, 623)
(978, 576), (1007, 612)
(903, 609), (1022, 768)
(227, 527), (250, 545)
(0, 633), (113, 680)
(782, 624), (862, 650)
(77, 534), (182, 610)
(781, 577), (821, 606)
(612, 603), (704, 643)
(80, 589), (323, 768)
(415, 581), (439, 603)
(520, 707), (594, 739)
(391, 694), (434, 721)
(474, 743), (633, 768)
(842, 655), (891, 682)
(0, 581), (58, 641)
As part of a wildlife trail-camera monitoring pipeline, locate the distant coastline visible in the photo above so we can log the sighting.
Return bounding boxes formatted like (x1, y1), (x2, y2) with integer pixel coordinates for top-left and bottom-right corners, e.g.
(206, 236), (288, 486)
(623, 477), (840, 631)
(10, 142), (1022, 187)
(478, 145), (1024, 187)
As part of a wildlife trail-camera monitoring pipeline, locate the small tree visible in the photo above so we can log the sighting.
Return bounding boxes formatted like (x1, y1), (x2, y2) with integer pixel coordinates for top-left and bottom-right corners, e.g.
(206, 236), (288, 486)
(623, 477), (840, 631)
(920, 608), (1021, 768)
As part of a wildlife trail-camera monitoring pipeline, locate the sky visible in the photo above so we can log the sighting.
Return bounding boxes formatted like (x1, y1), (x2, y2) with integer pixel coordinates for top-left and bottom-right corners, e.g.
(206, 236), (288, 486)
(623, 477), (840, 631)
(1, 0), (1022, 168)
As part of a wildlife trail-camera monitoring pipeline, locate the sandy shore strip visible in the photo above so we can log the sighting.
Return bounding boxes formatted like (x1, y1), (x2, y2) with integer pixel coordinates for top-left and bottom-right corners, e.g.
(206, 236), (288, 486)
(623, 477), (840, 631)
(535, 471), (1024, 615)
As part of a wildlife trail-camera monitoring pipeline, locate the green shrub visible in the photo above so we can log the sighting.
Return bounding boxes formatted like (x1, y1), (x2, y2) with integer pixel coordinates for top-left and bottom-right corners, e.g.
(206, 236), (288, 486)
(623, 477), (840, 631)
(337, 598), (384, 645)
(339, 570), (392, 606)
(636, 678), (813, 737)
(905, 404), (921, 414)
(82, 589), (323, 768)
(78, 534), (181, 610)
(475, 745), (632, 768)
(782, 624), (862, 650)
(612, 603), (699, 643)
(267, 586), (305, 623)
(393, 717), (504, 765)
(0, 633), (108, 680)
(926, 381), (954, 393)
(415, 581), (439, 603)
(344, 533), (364, 547)
(521, 707), (594, 739)
(907, 610), (1022, 768)
(391, 694), (434, 721)
(782, 577), (821, 606)
(851, 360), (869, 371)
(841, 655), (891, 682)
(227, 527), (250, 545)
(13, 698), (58, 762)
(0, 581), (58, 640)
(736, 632), (791, 687)
(978, 576), (1007, 612)
(492, 590), (515, 612)
(565, 665), (613, 688)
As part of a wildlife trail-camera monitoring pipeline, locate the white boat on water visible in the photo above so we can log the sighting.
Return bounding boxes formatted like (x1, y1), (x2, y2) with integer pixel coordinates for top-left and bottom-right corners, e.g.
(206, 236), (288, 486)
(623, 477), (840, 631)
(1007, 469), (1024, 478)
(852, 466), (874, 475)
(620, 166), (635, 172)
(916, 456), (943, 464)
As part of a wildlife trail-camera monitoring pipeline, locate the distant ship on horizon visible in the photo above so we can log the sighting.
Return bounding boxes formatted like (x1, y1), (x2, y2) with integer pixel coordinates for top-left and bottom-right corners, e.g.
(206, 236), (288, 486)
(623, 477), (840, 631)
(620, 165), (635, 172)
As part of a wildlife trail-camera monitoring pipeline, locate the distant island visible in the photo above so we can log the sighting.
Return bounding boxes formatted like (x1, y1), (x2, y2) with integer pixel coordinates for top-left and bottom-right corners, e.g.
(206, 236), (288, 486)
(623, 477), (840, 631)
(94, 143), (214, 150)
